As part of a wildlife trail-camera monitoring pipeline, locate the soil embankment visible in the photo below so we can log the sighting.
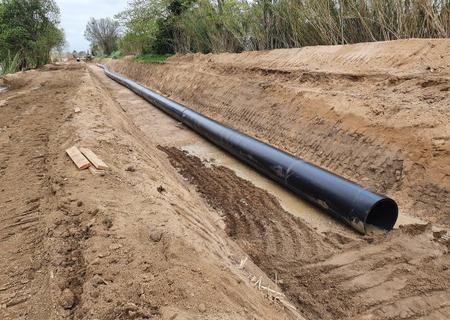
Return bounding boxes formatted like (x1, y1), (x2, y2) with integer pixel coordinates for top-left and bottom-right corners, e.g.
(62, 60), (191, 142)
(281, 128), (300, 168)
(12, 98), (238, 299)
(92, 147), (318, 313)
(105, 39), (450, 226)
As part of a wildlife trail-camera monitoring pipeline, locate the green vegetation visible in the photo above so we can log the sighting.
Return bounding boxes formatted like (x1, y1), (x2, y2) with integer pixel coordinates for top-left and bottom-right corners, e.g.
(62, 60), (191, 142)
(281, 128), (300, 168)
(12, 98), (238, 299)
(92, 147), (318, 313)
(110, 50), (123, 59)
(0, 0), (65, 74)
(134, 53), (171, 63)
(0, 52), (20, 75)
(88, 0), (449, 57)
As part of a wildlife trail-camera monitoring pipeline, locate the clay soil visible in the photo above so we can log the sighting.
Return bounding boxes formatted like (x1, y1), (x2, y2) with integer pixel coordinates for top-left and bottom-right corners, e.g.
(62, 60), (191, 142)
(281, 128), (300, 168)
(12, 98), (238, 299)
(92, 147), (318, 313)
(1, 39), (449, 320)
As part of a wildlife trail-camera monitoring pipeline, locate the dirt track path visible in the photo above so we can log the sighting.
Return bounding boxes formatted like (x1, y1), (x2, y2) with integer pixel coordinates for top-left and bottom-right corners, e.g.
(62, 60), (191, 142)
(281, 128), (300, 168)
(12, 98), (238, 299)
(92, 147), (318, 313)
(0, 59), (449, 320)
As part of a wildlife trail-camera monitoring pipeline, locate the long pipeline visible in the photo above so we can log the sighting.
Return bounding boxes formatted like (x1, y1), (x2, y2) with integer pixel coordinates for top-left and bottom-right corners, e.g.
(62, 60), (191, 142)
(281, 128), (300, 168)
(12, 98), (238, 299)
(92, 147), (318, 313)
(97, 64), (398, 234)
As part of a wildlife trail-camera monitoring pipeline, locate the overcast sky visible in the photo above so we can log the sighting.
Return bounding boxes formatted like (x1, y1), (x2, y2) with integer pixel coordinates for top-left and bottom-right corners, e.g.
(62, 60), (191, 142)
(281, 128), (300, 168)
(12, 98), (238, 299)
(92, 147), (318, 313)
(56, 0), (127, 52)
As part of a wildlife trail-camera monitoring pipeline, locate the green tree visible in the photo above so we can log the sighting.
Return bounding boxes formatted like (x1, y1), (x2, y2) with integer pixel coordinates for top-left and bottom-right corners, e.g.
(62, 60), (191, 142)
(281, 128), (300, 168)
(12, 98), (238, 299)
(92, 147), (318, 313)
(0, 0), (65, 73)
(116, 0), (196, 55)
(115, 0), (164, 54)
(84, 17), (120, 56)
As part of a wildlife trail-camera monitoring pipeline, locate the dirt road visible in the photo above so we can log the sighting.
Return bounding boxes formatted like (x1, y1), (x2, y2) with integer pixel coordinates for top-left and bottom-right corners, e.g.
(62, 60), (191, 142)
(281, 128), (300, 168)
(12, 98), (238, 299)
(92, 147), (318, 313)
(1, 39), (449, 320)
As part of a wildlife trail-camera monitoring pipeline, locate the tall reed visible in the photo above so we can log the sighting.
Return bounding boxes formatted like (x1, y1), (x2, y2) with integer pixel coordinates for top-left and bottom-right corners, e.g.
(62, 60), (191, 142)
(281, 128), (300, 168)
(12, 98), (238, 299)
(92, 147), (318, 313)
(173, 0), (450, 53)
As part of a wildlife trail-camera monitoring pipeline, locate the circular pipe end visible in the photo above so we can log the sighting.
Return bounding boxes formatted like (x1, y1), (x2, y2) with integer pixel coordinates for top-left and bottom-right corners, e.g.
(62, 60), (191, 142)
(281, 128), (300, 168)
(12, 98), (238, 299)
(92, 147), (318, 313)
(365, 198), (398, 231)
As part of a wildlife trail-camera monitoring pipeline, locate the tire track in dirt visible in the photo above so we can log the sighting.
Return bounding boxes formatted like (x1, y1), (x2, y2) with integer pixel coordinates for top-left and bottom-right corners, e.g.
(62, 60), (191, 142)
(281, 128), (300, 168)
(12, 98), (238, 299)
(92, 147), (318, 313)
(0, 65), (88, 319)
(0, 65), (97, 319)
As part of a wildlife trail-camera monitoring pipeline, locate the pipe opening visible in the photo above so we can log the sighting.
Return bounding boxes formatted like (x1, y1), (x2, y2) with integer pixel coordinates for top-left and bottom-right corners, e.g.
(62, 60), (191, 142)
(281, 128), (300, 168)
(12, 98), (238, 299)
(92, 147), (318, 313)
(366, 198), (398, 231)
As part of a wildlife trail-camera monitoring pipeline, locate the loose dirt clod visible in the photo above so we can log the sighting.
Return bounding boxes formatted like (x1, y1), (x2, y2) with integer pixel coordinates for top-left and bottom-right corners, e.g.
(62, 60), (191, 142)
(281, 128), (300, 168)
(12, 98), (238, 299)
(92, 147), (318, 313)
(198, 303), (206, 313)
(102, 216), (113, 229)
(59, 288), (75, 309)
(149, 229), (163, 242)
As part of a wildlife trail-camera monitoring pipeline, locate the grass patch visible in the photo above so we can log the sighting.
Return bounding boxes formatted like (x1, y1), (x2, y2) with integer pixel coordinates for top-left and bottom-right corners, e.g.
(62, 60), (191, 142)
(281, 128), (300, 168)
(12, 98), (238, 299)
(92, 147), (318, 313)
(134, 53), (171, 63)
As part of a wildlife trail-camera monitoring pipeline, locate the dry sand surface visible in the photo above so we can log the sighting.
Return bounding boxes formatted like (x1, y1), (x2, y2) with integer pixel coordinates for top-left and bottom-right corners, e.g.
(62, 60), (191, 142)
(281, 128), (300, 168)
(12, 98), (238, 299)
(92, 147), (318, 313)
(0, 39), (449, 320)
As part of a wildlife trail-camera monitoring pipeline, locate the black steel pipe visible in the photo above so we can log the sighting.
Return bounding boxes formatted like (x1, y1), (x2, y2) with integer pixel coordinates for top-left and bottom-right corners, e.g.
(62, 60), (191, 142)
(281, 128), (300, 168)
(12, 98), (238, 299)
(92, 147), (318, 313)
(98, 64), (398, 234)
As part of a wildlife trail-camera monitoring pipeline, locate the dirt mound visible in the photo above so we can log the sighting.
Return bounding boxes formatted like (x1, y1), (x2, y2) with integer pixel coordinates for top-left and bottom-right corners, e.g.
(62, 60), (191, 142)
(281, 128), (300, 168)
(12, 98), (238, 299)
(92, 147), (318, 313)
(173, 39), (450, 75)
(292, 225), (450, 319)
(105, 39), (450, 226)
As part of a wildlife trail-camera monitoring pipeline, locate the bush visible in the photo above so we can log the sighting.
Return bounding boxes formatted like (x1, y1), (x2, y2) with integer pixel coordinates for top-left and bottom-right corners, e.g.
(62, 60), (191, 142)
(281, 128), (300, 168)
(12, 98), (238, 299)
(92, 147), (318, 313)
(110, 50), (123, 59)
(134, 53), (171, 63)
(175, 0), (450, 52)
(0, 51), (20, 75)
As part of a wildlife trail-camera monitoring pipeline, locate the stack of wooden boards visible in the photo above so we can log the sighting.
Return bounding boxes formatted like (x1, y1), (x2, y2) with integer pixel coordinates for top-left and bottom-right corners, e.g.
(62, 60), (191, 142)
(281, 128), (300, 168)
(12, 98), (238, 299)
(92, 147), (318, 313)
(66, 146), (108, 174)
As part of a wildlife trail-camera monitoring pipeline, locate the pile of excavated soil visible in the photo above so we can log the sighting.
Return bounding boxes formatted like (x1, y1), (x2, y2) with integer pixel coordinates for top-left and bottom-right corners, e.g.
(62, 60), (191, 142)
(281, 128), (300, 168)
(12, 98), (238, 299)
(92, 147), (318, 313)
(105, 39), (450, 226)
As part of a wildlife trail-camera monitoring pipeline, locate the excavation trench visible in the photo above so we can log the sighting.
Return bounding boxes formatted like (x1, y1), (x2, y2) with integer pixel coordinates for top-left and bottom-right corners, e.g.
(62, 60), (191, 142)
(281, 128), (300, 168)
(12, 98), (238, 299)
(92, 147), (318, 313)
(98, 64), (399, 234)
(91, 59), (450, 320)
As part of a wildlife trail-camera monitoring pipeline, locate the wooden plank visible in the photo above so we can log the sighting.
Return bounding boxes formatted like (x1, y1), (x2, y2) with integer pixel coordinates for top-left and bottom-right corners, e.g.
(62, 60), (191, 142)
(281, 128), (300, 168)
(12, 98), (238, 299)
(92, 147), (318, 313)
(79, 147), (108, 170)
(66, 146), (91, 169)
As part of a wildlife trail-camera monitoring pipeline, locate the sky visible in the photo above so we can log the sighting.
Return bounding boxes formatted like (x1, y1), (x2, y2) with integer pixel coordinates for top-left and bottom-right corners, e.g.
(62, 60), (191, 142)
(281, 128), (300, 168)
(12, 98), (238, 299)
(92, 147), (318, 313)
(56, 0), (128, 52)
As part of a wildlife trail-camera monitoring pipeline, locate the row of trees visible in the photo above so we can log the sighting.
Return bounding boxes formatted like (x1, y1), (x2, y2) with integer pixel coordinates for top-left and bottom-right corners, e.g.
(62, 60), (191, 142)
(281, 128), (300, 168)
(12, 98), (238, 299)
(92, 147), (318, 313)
(0, 0), (65, 74)
(85, 0), (450, 57)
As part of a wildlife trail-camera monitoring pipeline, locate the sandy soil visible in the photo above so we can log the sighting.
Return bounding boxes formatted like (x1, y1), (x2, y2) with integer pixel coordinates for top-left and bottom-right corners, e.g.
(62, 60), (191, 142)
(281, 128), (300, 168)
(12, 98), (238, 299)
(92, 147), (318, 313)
(0, 39), (449, 320)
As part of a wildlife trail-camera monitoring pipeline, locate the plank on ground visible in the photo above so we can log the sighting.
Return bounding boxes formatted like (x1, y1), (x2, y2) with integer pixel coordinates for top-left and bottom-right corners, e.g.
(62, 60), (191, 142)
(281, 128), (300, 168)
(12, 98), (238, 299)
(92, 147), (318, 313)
(66, 146), (91, 169)
(79, 147), (108, 170)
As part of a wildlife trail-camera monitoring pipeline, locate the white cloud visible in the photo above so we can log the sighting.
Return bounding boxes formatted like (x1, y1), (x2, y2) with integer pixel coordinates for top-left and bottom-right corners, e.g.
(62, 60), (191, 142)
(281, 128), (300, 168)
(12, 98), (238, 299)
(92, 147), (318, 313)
(55, 0), (127, 51)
